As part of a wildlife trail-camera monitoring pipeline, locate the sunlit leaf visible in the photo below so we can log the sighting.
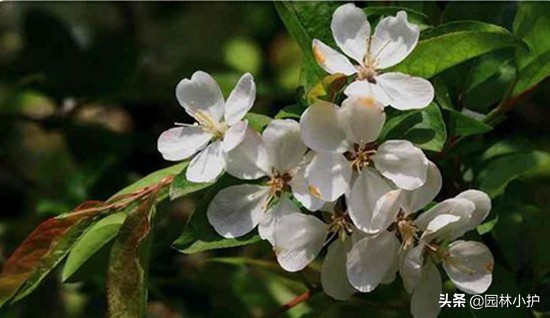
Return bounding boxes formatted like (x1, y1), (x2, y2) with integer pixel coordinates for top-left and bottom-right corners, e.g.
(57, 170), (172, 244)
(392, 21), (525, 79)
(245, 112), (272, 132)
(62, 212), (127, 282)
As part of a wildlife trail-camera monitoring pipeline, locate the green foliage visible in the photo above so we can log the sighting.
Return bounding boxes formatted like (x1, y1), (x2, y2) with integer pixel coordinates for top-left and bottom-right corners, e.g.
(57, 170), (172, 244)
(392, 21), (525, 79)
(62, 212), (127, 282)
(381, 103), (447, 152)
(512, 2), (550, 96)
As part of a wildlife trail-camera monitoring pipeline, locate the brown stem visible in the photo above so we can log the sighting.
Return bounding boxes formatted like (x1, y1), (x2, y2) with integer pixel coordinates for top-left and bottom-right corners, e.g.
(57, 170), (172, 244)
(267, 289), (318, 318)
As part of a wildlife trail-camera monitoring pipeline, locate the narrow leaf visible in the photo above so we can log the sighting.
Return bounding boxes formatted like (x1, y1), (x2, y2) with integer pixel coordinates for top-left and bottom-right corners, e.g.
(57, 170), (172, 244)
(106, 196), (156, 318)
(62, 212), (127, 282)
(0, 201), (106, 307)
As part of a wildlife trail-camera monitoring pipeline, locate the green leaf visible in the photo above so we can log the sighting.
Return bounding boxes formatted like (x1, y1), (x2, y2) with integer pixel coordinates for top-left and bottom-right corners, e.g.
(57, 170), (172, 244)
(512, 2), (550, 96)
(392, 21), (525, 79)
(381, 103), (447, 152)
(245, 112), (272, 132)
(275, 104), (306, 120)
(274, 2), (340, 91)
(113, 162), (186, 200)
(172, 177), (261, 254)
(479, 151), (550, 197)
(446, 109), (492, 138)
(0, 202), (106, 307)
(169, 165), (214, 200)
(106, 196), (156, 318)
(62, 212), (127, 282)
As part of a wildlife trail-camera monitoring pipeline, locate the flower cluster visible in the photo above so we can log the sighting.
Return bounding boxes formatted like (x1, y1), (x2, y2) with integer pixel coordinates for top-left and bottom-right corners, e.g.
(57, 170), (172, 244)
(157, 4), (494, 318)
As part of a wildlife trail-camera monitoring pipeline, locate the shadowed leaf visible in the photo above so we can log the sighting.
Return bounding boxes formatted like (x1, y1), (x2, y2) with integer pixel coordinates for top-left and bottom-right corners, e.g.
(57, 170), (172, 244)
(106, 196), (156, 318)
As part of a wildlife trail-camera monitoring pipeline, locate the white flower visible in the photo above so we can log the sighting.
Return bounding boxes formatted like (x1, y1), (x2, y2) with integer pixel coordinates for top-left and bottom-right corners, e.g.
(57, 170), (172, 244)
(206, 119), (324, 242)
(312, 3), (434, 110)
(157, 71), (256, 183)
(346, 162), (442, 292)
(399, 190), (494, 318)
(271, 204), (359, 301)
(300, 96), (429, 203)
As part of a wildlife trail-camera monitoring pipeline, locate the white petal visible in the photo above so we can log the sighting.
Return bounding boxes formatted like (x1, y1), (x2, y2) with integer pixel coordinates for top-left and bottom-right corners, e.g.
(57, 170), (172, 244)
(346, 231), (400, 292)
(263, 119), (306, 172)
(338, 96), (386, 146)
(225, 128), (271, 180)
(176, 70), (224, 122)
(330, 3), (370, 64)
(410, 261), (441, 318)
(348, 168), (401, 233)
(415, 198), (476, 241)
(258, 196), (301, 245)
(273, 213), (328, 272)
(312, 39), (356, 76)
(370, 11), (419, 69)
(344, 80), (392, 106)
(157, 126), (212, 161)
(222, 120), (248, 152)
(321, 240), (356, 300)
(300, 101), (348, 153)
(400, 161), (442, 214)
(372, 140), (429, 190)
(304, 152), (352, 202)
(290, 167), (325, 211)
(421, 214), (461, 243)
(186, 141), (225, 183)
(399, 244), (425, 293)
(206, 184), (271, 238)
(375, 72), (434, 110)
(224, 73), (256, 125)
(456, 190), (491, 230)
(442, 240), (494, 294)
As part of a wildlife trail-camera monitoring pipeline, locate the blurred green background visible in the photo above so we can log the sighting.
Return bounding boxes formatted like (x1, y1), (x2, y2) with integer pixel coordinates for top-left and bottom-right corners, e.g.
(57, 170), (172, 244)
(0, 2), (549, 318)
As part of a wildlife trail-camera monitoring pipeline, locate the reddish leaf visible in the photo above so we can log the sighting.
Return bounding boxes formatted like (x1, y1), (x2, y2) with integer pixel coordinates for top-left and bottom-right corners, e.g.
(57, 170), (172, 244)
(0, 201), (106, 307)
(107, 196), (156, 318)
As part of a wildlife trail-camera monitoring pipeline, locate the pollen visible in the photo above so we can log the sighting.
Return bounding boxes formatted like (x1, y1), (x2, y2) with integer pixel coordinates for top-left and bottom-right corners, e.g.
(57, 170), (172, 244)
(308, 185), (322, 199)
(485, 262), (494, 272)
(313, 45), (326, 64)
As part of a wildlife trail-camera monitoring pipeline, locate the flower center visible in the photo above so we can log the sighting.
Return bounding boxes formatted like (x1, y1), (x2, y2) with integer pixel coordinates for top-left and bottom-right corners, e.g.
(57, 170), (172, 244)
(389, 210), (419, 250)
(344, 142), (377, 172)
(195, 110), (228, 139)
(266, 170), (293, 198)
(328, 213), (353, 242)
(425, 243), (477, 276)
(356, 63), (378, 83)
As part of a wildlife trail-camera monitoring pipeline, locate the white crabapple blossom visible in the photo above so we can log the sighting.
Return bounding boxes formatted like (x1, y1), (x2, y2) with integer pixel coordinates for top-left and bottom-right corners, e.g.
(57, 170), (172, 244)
(346, 162), (442, 292)
(206, 119), (324, 243)
(271, 202), (360, 301)
(300, 96), (430, 204)
(157, 71), (255, 183)
(312, 3), (434, 110)
(401, 190), (494, 318)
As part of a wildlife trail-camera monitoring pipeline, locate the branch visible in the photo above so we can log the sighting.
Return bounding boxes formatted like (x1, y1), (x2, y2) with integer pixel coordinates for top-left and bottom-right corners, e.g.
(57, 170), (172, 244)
(267, 289), (320, 318)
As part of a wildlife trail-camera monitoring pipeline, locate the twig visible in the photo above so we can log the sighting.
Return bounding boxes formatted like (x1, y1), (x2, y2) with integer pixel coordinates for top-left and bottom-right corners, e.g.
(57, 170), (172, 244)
(267, 289), (320, 318)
